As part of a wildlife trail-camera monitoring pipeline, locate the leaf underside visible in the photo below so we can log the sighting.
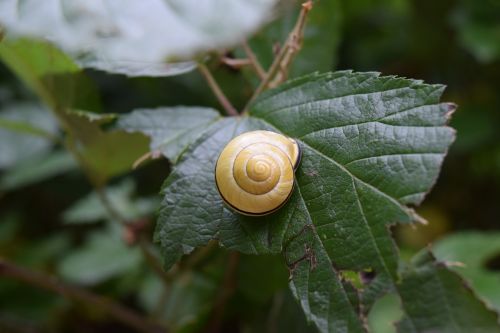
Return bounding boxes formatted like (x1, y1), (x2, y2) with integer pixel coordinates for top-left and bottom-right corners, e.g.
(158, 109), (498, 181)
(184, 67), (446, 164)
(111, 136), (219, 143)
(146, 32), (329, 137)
(131, 71), (498, 332)
(0, 0), (277, 76)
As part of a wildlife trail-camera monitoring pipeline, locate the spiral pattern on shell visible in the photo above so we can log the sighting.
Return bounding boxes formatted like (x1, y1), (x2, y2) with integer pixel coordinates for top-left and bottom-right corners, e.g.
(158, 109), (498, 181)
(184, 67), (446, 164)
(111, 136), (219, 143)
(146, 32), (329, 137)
(215, 130), (301, 216)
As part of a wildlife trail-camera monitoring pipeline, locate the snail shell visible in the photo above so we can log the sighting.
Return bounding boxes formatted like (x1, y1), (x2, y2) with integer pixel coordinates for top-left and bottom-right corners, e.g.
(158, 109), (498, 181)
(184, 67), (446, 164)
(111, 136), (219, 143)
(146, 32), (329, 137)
(215, 130), (301, 216)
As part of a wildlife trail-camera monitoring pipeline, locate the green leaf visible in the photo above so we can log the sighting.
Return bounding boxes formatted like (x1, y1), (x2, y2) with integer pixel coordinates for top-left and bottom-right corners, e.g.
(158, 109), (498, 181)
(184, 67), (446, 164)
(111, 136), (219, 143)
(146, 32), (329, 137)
(0, 150), (77, 191)
(63, 179), (159, 224)
(81, 130), (149, 182)
(0, 103), (58, 169)
(0, 39), (150, 182)
(117, 107), (221, 163)
(451, 0), (500, 63)
(57, 224), (142, 285)
(139, 271), (218, 332)
(397, 250), (500, 333)
(153, 71), (457, 332)
(433, 232), (500, 312)
(55, 109), (150, 184)
(0, 39), (100, 112)
(0, 0), (278, 77)
(368, 294), (401, 333)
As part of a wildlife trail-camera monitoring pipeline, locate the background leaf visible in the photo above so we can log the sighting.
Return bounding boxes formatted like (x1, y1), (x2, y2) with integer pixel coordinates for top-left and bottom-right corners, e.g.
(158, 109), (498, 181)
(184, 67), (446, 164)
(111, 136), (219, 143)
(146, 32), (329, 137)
(451, 0), (500, 63)
(57, 224), (142, 285)
(397, 250), (500, 333)
(0, 103), (58, 169)
(433, 232), (500, 312)
(63, 179), (159, 224)
(0, 39), (150, 183)
(0, 151), (77, 191)
(0, 0), (278, 77)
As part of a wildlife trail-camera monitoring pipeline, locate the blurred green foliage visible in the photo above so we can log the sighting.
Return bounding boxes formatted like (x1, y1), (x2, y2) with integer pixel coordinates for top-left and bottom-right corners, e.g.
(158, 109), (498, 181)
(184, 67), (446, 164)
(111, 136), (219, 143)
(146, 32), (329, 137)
(0, 0), (499, 332)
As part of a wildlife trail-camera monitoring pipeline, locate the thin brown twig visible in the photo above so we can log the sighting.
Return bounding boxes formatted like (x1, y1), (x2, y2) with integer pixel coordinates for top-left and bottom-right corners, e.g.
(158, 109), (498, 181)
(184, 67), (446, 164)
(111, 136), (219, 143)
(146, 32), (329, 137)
(242, 41), (266, 80)
(0, 258), (167, 333)
(198, 63), (238, 116)
(221, 57), (252, 68)
(133, 151), (153, 170)
(242, 1), (313, 113)
(180, 240), (218, 269)
(95, 187), (173, 290)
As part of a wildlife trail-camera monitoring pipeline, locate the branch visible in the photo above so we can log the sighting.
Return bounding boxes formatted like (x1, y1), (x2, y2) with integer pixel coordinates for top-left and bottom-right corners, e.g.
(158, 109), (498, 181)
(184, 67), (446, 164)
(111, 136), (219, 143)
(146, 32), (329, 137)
(243, 1), (313, 113)
(0, 258), (167, 333)
(198, 63), (238, 116)
(242, 41), (266, 80)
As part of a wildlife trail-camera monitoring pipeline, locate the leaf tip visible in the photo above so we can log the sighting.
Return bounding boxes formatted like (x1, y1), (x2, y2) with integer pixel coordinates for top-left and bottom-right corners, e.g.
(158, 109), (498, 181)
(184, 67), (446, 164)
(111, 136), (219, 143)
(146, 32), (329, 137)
(407, 208), (428, 225)
(446, 102), (458, 118)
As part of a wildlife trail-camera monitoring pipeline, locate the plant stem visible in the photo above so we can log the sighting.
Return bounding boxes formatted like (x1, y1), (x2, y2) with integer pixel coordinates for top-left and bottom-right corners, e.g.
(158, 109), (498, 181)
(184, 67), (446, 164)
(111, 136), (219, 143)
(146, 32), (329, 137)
(0, 118), (62, 143)
(198, 63), (238, 116)
(243, 1), (313, 113)
(0, 258), (167, 333)
(95, 186), (126, 224)
(242, 41), (266, 80)
(138, 237), (174, 285)
(94, 186), (173, 289)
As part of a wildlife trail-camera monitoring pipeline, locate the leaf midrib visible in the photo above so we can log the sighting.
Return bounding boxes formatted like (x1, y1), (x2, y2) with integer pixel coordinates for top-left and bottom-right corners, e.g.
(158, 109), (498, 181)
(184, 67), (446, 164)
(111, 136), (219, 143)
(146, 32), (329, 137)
(253, 114), (404, 300)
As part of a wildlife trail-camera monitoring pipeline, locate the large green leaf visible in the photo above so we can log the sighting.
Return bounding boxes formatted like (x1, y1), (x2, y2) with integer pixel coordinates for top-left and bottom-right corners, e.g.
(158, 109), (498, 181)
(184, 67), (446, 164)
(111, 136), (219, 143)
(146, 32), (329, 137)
(0, 0), (277, 77)
(397, 250), (500, 333)
(150, 71), (460, 332)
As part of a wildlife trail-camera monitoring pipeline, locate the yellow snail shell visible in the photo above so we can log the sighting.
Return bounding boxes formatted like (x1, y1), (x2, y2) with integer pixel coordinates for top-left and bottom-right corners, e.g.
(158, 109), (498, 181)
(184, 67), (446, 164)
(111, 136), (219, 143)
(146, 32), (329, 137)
(215, 130), (301, 216)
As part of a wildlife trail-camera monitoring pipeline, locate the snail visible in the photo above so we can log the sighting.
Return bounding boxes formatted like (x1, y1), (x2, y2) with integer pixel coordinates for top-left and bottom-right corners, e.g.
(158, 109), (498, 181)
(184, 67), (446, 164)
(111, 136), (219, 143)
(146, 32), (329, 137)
(215, 130), (301, 216)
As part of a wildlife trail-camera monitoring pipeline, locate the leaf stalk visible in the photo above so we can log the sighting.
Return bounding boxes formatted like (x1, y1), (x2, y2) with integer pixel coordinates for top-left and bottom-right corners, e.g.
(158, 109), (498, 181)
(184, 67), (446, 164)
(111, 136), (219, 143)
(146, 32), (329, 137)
(198, 63), (238, 116)
(242, 1), (313, 113)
